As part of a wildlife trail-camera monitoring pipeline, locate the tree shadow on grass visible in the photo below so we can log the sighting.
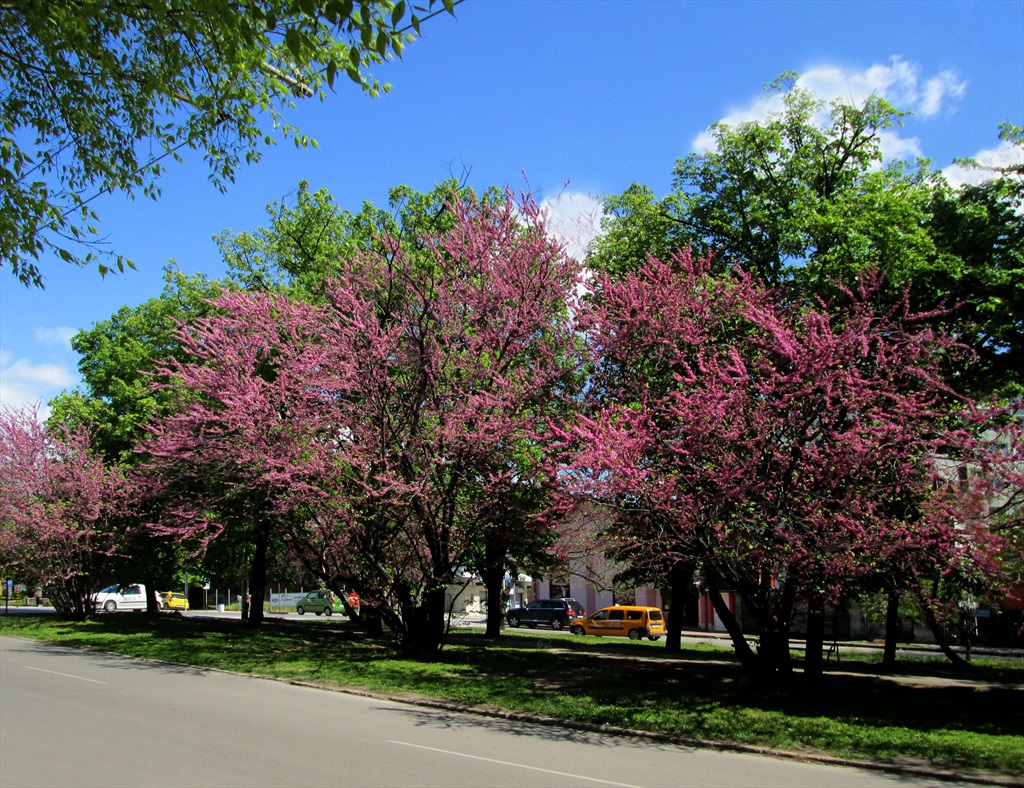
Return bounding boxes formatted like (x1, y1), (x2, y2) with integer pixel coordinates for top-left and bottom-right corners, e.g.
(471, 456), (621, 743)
(375, 702), (704, 752)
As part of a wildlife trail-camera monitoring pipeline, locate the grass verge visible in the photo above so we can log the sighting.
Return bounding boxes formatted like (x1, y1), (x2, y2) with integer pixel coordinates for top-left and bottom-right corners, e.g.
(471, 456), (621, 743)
(2, 613), (1021, 778)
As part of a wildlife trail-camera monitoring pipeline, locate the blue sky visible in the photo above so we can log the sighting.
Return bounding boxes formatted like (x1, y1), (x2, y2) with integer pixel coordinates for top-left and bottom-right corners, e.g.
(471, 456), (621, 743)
(2, 0), (1023, 414)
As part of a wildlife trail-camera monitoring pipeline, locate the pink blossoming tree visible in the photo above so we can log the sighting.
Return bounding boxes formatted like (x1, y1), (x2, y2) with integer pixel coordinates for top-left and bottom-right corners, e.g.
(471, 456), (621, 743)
(558, 250), (1005, 681)
(140, 192), (582, 651)
(1, 405), (129, 619)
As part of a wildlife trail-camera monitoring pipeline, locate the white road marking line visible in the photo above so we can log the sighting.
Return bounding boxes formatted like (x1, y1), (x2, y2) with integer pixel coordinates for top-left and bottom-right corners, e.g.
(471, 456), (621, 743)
(388, 740), (642, 787)
(22, 665), (106, 684)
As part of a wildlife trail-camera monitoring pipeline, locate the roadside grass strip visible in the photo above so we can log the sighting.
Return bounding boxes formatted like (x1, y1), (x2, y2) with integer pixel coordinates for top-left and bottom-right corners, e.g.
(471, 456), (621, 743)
(2, 614), (1021, 779)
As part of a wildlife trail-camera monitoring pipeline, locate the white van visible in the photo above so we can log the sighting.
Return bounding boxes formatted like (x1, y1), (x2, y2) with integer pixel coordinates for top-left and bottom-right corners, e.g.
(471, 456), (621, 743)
(92, 583), (153, 612)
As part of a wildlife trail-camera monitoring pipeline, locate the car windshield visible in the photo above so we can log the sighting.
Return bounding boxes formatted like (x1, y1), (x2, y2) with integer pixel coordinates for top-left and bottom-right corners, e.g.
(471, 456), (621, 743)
(99, 585), (118, 593)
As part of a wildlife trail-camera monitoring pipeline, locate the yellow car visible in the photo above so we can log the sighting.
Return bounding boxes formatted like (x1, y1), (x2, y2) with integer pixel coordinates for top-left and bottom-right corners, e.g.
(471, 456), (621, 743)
(569, 605), (665, 641)
(162, 592), (189, 610)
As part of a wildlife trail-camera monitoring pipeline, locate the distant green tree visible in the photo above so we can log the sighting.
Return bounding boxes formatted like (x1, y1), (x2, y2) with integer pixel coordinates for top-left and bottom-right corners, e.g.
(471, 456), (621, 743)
(591, 76), (1022, 397)
(593, 75), (936, 290)
(1, 0), (458, 287)
(49, 268), (224, 464)
(925, 124), (1024, 398)
(588, 185), (684, 281)
(216, 177), (488, 298)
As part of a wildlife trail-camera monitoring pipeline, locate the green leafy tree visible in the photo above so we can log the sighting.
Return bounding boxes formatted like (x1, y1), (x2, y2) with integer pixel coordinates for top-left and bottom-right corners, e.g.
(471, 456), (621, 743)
(217, 176), (499, 298)
(49, 268), (224, 464)
(593, 75), (936, 289)
(589, 184), (684, 281)
(926, 124), (1024, 397)
(591, 76), (1021, 398)
(1, 0), (458, 287)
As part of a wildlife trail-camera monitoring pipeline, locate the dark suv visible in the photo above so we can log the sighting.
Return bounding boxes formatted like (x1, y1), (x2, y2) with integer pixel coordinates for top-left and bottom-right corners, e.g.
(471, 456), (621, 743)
(505, 598), (587, 630)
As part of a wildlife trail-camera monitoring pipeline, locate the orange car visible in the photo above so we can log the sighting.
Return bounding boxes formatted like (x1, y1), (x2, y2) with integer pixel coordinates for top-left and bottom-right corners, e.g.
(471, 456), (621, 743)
(569, 605), (665, 641)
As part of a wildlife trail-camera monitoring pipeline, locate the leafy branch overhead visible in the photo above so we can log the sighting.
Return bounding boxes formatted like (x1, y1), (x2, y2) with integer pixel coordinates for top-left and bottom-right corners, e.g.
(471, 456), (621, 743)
(0, 0), (459, 287)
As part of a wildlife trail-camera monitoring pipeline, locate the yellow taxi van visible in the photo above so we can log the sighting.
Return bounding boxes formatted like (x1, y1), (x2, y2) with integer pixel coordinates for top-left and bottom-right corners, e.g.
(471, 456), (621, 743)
(569, 605), (665, 641)
(161, 591), (189, 610)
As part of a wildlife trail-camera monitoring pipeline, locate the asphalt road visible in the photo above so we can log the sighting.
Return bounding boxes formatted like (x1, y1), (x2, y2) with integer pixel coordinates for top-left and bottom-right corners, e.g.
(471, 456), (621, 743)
(1, 635), (967, 788)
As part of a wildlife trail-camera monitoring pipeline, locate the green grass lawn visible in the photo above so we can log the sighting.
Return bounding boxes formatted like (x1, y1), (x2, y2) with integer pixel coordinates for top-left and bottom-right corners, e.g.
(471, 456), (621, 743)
(3, 613), (1021, 778)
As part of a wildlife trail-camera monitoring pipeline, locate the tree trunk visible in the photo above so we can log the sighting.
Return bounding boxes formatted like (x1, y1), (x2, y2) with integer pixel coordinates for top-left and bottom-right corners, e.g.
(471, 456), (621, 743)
(664, 562), (692, 653)
(403, 586), (448, 654)
(753, 582), (795, 682)
(55, 577), (89, 620)
(804, 599), (825, 680)
(146, 576), (161, 614)
(246, 519), (270, 628)
(882, 587), (900, 670)
(758, 625), (793, 680)
(481, 567), (505, 638)
(705, 570), (759, 676)
(920, 601), (970, 672)
(480, 532), (507, 639)
(362, 608), (384, 636)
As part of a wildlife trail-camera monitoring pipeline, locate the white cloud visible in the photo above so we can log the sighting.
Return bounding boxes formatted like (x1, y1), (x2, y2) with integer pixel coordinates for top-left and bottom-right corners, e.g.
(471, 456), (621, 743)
(691, 58), (967, 159)
(876, 129), (925, 162)
(538, 191), (605, 261)
(920, 72), (967, 117)
(34, 326), (77, 346)
(942, 140), (1024, 189)
(0, 354), (77, 414)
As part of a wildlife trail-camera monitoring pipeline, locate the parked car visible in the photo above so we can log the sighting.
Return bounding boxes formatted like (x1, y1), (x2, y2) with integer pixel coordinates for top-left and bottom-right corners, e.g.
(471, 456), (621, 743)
(295, 590), (343, 616)
(161, 591), (189, 610)
(505, 598), (587, 630)
(91, 583), (153, 613)
(569, 605), (665, 641)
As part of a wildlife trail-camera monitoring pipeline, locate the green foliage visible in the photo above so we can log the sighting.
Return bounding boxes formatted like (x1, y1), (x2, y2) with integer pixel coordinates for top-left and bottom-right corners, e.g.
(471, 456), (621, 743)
(0, 0), (458, 287)
(589, 184), (685, 281)
(687, 82), (935, 292)
(926, 124), (1024, 397)
(590, 76), (1023, 397)
(593, 78), (931, 289)
(217, 177), (497, 298)
(47, 266), (223, 464)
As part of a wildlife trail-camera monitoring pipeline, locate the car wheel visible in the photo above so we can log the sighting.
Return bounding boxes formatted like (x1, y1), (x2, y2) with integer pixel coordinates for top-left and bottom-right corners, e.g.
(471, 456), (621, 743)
(570, 625), (585, 636)
(324, 607), (332, 617)
(550, 617), (564, 631)
(103, 600), (116, 613)
(296, 606), (305, 615)
(507, 615), (520, 628)
(628, 628), (643, 640)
